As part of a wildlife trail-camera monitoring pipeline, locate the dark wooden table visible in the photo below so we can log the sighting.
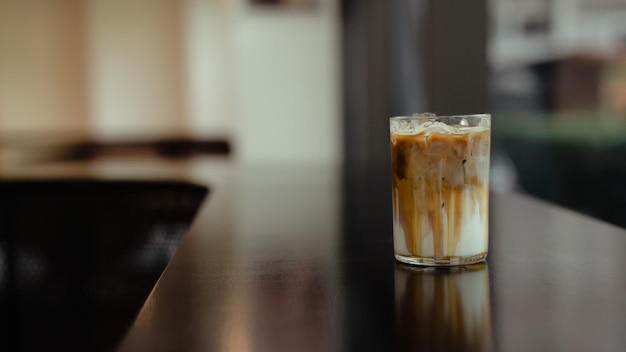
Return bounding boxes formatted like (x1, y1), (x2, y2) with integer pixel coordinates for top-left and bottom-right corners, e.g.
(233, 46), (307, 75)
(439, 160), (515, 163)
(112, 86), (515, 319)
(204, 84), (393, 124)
(111, 163), (626, 352)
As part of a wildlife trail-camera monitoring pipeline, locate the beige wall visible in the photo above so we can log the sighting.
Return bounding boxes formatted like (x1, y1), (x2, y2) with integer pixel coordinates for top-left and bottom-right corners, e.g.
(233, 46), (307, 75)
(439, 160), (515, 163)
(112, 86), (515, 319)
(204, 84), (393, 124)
(183, 0), (234, 139)
(86, 0), (186, 140)
(232, 0), (342, 163)
(0, 0), (341, 163)
(0, 0), (89, 135)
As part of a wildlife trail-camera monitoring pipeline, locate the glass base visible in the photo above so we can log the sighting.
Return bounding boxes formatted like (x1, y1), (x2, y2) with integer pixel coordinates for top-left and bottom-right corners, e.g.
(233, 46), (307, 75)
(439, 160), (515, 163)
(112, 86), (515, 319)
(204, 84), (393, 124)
(395, 252), (487, 267)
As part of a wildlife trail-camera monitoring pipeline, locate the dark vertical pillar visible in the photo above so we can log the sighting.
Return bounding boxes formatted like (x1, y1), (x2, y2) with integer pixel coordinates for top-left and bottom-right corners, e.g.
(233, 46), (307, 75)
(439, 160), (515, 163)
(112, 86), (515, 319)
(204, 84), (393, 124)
(431, 0), (488, 115)
(342, 0), (487, 165)
(342, 0), (393, 166)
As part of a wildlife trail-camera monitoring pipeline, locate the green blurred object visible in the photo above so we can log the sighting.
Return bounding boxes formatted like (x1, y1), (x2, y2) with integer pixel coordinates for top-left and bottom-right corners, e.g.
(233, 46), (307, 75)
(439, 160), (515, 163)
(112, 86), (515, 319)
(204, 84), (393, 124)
(495, 109), (626, 229)
(495, 110), (626, 149)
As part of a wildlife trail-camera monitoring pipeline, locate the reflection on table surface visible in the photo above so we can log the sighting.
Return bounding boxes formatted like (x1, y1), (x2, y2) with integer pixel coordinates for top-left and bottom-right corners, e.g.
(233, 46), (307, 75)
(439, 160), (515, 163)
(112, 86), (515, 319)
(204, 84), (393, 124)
(395, 263), (492, 352)
(117, 161), (344, 352)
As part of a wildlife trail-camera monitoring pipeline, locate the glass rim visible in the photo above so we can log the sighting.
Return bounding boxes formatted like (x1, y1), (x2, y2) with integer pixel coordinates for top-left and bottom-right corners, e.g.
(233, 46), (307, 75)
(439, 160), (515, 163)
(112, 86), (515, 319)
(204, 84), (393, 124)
(389, 113), (490, 121)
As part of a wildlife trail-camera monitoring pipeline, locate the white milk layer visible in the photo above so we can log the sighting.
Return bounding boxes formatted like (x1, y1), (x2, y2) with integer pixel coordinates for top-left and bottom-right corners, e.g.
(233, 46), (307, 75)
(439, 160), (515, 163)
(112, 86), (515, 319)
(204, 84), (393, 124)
(393, 187), (488, 257)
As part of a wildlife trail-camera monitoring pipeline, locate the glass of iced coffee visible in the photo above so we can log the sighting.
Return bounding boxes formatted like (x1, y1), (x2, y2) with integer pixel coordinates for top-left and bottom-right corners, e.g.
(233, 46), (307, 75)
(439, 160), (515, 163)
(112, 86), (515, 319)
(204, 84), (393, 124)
(390, 113), (490, 266)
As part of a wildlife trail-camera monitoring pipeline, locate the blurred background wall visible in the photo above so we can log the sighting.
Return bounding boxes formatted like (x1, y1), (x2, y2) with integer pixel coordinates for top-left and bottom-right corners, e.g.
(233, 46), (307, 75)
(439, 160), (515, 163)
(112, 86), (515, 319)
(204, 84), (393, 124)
(489, 0), (626, 228)
(2, 0), (626, 227)
(0, 0), (341, 164)
(0, 0), (90, 136)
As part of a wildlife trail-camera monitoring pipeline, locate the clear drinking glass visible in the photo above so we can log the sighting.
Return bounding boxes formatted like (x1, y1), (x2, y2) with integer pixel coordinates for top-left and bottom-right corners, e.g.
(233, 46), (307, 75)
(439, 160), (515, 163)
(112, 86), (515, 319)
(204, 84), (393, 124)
(390, 113), (491, 266)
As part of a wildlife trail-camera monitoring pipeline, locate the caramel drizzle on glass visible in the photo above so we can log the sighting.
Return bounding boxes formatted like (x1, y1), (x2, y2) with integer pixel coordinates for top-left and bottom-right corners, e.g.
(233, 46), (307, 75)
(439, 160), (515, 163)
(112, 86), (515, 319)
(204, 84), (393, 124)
(391, 130), (489, 257)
